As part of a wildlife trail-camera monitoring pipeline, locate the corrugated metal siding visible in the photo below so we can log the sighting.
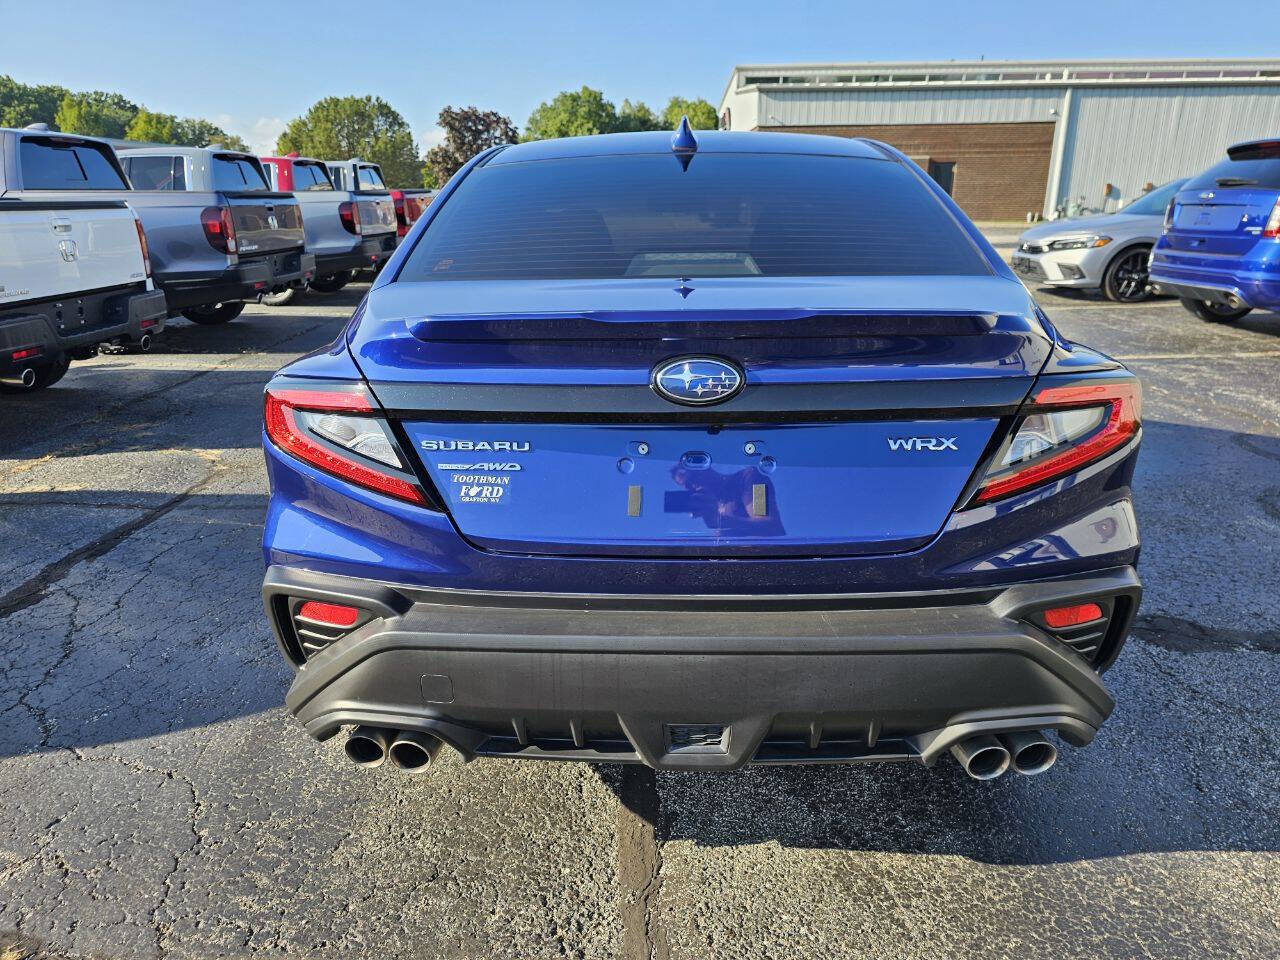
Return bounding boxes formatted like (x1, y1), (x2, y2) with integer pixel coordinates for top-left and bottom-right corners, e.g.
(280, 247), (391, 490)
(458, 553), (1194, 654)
(1059, 85), (1280, 210)
(757, 87), (1064, 126)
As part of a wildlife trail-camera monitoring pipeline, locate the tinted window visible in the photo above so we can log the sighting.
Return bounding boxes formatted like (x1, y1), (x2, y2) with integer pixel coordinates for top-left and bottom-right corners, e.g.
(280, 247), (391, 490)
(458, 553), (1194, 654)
(293, 162), (333, 190)
(1121, 179), (1186, 216)
(399, 153), (988, 281)
(19, 137), (127, 190)
(357, 165), (385, 189)
(328, 165), (348, 189)
(1186, 157), (1280, 190)
(126, 155), (183, 190)
(212, 155), (269, 191)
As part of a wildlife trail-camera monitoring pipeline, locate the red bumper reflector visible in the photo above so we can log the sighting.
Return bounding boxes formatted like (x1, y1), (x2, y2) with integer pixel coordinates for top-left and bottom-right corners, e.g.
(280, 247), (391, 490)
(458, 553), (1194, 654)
(11, 347), (41, 361)
(297, 601), (360, 627)
(1043, 602), (1104, 629)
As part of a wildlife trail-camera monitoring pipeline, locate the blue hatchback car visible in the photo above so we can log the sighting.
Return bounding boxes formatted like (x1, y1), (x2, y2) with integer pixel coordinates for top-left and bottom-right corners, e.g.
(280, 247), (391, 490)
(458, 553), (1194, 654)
(261, 125), (1143, 780)
(1150, 138), (1280, 322)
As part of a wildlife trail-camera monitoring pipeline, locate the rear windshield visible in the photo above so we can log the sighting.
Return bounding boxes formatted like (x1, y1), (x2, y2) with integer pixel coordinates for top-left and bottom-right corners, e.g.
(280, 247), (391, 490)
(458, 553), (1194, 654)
(19, 137), (127, 190)
(292, 162), (332, 190)
(1186, 156), (1280, 190)
(398, 153), (989, 281)
(1121, 178), (1185, 216)
(357, 165), (386, 189)
(212, 155), (270, 192)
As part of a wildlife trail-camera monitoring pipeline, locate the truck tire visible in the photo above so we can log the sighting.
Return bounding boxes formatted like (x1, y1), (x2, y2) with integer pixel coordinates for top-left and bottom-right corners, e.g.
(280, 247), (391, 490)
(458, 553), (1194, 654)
(1, 355), (71, 393)
(309, 272), (352, 294)
(1179, 297), (1252, 323)
(182, 302), (246, 325)
(262, 288), (296, 306)
(1102, 246), (1152, 302)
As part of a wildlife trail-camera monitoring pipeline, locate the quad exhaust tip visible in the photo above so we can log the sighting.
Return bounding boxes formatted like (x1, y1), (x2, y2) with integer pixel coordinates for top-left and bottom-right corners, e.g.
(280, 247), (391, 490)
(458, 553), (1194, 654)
(343, 726), (445, 772)
(388, 730), (444, 773)
(344, 725), (392, 768)
(950, 734), (1011, 780)
(1000, 730), (1058, 776)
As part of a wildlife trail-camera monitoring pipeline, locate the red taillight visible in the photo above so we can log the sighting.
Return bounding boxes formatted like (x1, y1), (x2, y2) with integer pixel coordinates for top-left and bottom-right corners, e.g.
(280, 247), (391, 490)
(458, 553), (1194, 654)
(973, 380), (1142, 504)
(263, 386), (425, 504)
(338, 200), (360, 235)
(133, 216), (151, 277)
(1263, 198), (1280, 238)
(11, 347), (41, 361)
(1043, 602), (1104, 628)
(297, 600), (360, 627)
(200, 206), (237, 254)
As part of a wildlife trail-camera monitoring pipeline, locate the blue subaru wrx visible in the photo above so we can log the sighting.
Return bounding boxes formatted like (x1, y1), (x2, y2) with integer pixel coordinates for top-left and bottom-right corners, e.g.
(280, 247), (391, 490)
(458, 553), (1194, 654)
(261, 124), (1143, 780)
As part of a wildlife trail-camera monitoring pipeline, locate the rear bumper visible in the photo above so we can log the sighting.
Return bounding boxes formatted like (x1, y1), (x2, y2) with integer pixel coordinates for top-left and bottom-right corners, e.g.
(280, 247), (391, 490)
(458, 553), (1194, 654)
(157, 250), (315, 310)
(1149, 258), (1280, 310)
(265, 564), (1141, 771)
(0, 286), (167, 368)
(314, 234), (397, 275)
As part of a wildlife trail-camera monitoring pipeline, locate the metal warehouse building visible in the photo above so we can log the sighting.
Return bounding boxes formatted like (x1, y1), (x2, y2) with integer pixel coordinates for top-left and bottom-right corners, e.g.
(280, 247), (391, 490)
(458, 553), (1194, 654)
(718, 59), (1280, 220)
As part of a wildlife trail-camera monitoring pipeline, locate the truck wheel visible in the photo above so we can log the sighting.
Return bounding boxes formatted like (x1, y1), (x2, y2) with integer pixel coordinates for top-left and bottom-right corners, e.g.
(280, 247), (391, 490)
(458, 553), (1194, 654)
(1102, 246), (1152, 302)
(262, 288), (296, 306)
(1179, 297), (1252, 323)
(1, 355), (71, 393)
(182, 302), (246, 325)
(309, 272), (352, 294)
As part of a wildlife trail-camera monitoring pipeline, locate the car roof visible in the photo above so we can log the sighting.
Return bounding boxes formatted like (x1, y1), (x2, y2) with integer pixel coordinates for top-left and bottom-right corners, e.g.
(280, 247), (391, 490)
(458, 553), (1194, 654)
(486, 130), (890, 165)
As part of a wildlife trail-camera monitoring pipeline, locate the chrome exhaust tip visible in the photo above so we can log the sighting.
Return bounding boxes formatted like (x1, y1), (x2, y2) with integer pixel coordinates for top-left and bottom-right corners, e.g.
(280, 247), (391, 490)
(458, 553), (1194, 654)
(136, 334), (153, 352)
(388, 730), (443, 773)
(2, 368), (38, 389)
(950, 734), (1012, 780)
(344, 726), (392, 768)
(1000, 730), (1058, 776)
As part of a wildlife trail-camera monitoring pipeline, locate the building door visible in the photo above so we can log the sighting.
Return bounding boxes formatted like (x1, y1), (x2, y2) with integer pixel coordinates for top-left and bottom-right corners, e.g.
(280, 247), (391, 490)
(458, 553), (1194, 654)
(927, 161), (956, 196)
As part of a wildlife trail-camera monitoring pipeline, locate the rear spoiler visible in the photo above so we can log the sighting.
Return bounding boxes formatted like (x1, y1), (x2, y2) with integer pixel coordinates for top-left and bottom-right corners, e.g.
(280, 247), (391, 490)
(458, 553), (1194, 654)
(221, 190), (299, 202)
(1227, 139), (1280, 161)
(408, 310), (999, 342)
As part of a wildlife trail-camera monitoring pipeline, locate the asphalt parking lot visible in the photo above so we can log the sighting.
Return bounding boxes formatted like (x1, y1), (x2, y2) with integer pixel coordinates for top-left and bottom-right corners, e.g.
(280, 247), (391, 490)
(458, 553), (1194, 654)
(1, 275), (1278, 960)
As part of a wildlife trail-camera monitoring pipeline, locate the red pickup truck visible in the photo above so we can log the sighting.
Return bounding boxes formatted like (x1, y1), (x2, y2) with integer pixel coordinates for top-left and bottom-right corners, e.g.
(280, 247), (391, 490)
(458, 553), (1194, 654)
(390, 188), (438, 239)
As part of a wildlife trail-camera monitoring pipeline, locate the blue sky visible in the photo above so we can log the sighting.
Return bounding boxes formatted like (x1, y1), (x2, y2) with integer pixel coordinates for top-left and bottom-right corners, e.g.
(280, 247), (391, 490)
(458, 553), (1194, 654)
(3, 0), (1279, 153)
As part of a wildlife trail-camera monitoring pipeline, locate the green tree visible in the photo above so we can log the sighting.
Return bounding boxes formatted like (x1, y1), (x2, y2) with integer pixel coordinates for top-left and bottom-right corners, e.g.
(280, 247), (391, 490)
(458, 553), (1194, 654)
(615, 99), (662, 133)
(662, 97), (719, 131)
(0, 75), (69, 128)
(53, 90), (137, 139)
(278, 95), (421, 185)
(523, 86), (619, 141)
(125, 107), (176, 143)
(425, 105), (518, 186)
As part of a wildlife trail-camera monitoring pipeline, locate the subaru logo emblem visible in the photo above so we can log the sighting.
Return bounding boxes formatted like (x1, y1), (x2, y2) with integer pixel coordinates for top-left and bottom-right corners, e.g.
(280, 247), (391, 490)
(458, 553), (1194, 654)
(267, 214), (279, 230)
(652, 357), (744, 406)
(58, 239), (78, 262)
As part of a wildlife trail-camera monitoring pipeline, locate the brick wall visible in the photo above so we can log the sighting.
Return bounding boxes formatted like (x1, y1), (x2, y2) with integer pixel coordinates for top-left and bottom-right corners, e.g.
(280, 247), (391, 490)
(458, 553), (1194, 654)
(757, 122), (1055, 221)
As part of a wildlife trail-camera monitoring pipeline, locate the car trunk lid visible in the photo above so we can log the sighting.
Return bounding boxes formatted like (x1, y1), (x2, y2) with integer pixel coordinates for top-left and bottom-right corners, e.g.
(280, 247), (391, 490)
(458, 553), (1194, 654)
(1165, 185), (1279, 258)
(354, 276), (1050, 557)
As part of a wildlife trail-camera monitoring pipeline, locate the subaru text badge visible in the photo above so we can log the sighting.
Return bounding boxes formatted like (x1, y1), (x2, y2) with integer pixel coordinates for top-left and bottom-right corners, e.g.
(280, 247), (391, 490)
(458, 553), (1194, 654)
(652, 358), (744, 406)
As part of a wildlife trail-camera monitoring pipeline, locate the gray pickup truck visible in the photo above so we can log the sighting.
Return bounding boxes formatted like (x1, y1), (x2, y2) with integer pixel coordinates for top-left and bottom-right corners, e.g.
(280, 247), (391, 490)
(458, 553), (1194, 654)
(116, 145), (315, 323)
(260, 154), (398, 302)
(325, 159), (397, 262)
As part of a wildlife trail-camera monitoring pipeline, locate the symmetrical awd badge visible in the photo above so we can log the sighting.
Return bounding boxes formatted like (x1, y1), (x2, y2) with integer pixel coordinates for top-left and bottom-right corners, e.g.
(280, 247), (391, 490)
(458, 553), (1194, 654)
(652, 357), (744, 406)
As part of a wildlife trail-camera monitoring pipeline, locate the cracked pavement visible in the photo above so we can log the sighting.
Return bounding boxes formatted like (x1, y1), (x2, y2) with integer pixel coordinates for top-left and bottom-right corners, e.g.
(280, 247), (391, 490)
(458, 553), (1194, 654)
(1, 279), (1278, 959)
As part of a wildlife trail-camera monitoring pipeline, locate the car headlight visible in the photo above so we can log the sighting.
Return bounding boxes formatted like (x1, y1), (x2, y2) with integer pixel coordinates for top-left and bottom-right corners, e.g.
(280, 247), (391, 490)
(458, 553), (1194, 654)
(1046, 234), (1112, 251)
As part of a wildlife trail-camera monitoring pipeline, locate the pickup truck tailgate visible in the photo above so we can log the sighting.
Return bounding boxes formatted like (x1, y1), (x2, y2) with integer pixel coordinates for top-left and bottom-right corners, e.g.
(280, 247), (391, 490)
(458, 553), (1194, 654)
(357, 193), (397, 237)
(0, 199), (145, 305)
(226, 193), (304, 256)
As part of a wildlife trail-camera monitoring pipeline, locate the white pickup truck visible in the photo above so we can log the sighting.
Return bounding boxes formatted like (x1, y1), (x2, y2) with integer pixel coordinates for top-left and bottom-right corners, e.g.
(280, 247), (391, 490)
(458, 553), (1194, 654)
(0, 127), (167, 392)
